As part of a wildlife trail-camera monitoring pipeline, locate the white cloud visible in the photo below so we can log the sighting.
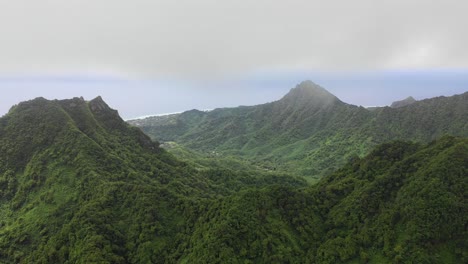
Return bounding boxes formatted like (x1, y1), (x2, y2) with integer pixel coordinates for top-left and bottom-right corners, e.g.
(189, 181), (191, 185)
(0, 0), (467, 78)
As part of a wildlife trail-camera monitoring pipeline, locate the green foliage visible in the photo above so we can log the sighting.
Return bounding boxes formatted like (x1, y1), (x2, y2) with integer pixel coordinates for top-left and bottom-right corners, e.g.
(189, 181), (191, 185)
(0, 96), (466, 263)
(177, 136), (467, 263)
(311, 135), (468, 263)
(130, 82), (468, 179)
(0, 97), (307, 263)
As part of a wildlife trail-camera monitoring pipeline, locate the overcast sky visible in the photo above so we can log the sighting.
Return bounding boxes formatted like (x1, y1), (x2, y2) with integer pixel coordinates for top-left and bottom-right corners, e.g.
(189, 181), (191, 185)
(1, 0), (467, 119)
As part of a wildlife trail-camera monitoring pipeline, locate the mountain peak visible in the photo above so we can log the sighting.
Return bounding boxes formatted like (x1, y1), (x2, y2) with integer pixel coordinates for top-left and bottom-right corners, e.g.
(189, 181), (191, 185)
(281, 80), (341, 106)
(89, 96), (110, 112)
(390, 96), (417, 108)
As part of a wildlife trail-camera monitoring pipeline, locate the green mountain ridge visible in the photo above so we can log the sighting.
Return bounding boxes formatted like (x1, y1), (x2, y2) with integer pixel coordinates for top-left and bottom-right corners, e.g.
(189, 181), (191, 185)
(0, 96), (466, 263)
(129, 81), (468, 178)
(0, 96), (305, 263)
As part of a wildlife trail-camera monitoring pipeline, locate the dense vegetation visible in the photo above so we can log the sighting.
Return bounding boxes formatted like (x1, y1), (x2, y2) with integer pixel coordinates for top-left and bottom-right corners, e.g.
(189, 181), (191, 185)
(0, 96), (466, 263)
(180, 136), (468, 263)
(130, 81), (468, 179)
(0, 97), (304, 263)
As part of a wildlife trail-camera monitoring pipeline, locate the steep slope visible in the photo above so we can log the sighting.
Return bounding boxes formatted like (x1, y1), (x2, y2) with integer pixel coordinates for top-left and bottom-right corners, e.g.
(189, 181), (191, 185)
(181, 136), (468, 263)
(0, 97), (199, 263)
(130, 81), (468, 178)
(0, 97), (305, 263)
(0, 97), (466, 263)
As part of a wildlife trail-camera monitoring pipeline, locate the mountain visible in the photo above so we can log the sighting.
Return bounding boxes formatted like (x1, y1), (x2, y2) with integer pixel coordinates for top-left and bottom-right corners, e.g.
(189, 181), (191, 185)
(129, 81), (468, 178)
(279, 80), (342, 106)
(0, 96), (194, 263)
(391, 96), (417, 108)
(0, 97), (304, 263)
(0, 96), (466, 263)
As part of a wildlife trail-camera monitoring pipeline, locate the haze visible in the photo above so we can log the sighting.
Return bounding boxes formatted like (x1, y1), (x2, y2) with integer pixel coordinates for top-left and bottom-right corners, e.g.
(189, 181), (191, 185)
(1, 0), (467, 119)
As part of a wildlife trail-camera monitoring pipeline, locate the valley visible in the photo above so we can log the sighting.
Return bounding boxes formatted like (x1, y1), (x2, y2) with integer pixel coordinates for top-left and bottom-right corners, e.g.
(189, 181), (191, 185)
(129, 81), (468, 180)
(0, 84), (466, 263)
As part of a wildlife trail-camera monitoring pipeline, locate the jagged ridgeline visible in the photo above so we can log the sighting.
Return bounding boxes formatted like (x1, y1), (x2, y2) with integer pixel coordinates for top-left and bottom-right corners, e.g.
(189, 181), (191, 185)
(0, 96), (304, 263)
(129, 81), (468, 178)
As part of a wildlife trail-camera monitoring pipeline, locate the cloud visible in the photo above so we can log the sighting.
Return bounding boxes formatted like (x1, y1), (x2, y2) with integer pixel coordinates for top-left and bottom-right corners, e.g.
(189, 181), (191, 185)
(0, 0), (467, 79)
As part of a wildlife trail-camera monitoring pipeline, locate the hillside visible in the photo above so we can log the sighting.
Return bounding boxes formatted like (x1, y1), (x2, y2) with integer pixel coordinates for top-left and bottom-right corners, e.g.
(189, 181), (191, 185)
(0, 97), (304, 263)
(129, 81), (468, 178)
(0, 96), (466, 263)
(181, 136), (468, 263)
